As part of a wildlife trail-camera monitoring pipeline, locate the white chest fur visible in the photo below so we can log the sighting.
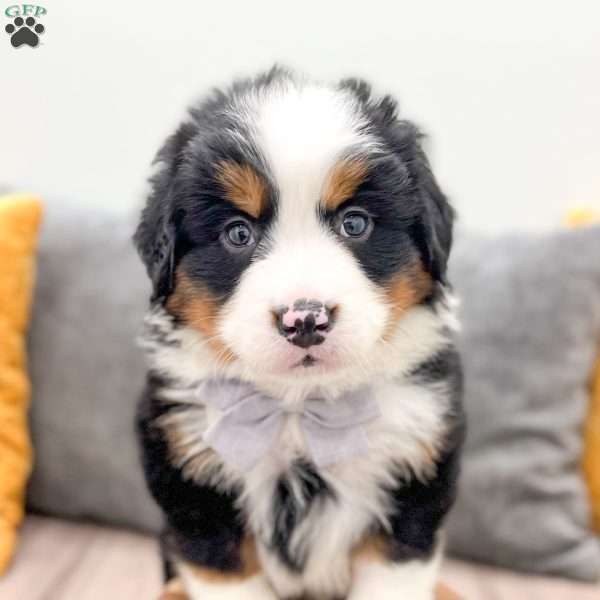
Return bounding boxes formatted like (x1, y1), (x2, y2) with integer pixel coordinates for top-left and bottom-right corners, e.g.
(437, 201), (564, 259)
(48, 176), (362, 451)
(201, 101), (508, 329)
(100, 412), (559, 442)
(247, 380), (447, 597)
(159, 377), (448, 598)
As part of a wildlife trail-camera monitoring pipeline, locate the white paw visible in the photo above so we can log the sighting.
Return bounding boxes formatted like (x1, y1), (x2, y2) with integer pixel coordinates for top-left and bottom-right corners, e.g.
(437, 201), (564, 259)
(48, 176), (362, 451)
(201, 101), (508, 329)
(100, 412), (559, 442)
(349, 586), (433, 600)
(348, 556), (437, 600)
(179, 565), (278, 600)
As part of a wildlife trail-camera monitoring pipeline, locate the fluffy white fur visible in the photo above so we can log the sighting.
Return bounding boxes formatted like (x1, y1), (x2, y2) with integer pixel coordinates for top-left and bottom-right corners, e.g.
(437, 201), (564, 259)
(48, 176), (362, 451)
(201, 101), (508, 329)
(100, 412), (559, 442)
(142, 78), (457, 600)
(218, 80), (386, 387)
(149, 301), (453, 599)
(349, 546), (442, 600)
(179, 563), (278, 600)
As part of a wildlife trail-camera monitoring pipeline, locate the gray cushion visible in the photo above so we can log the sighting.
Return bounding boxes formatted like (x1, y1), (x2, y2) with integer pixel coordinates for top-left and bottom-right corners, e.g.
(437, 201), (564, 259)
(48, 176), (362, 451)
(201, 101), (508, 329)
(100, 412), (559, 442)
(26, 210), (600, 580)
(27, 208), (161, 532)
(446, 226), (600, 581)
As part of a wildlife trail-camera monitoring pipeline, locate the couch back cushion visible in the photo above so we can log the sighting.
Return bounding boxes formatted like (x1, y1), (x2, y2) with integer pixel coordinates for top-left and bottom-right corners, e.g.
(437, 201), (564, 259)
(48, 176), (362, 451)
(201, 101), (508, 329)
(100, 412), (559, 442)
(26, 208), (161, 532)
(446, 227), (600, 581)
(26, 210), (600, 581)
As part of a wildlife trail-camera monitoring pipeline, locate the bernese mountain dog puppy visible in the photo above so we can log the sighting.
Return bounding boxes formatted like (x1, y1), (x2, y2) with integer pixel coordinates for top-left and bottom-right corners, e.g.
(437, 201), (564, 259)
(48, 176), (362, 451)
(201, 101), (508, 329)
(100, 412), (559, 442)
(134, 67), (464, 600)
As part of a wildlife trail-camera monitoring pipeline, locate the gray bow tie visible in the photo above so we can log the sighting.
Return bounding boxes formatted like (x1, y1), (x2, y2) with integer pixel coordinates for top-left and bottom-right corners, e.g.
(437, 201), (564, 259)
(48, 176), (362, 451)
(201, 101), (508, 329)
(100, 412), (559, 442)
(199, 380), (380, 470)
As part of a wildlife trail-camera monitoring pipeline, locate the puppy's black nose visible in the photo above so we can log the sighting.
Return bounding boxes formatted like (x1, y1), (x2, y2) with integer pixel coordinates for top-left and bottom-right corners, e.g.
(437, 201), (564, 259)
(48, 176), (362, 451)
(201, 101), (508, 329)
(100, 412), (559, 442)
(273, 299), (337, 349)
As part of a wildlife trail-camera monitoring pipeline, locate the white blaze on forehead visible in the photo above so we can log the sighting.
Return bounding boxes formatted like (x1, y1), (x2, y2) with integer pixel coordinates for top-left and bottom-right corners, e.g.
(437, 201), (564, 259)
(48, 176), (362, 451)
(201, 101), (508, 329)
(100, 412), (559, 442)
(250, 82), (375, 226)
(217, 79), (393, 387)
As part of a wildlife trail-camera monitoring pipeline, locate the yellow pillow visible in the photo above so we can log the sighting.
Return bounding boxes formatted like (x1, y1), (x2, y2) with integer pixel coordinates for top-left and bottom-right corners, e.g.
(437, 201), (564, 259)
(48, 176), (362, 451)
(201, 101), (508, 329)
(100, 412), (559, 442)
(0, 195), (42, 574)
(566, 209), (600, 533)
(585, 359), (600, 533)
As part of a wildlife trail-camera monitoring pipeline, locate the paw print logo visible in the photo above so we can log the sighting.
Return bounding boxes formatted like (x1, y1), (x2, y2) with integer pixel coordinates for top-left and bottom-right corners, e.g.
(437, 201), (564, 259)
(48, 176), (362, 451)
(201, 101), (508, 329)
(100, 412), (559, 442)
(5, 16), (45, 48)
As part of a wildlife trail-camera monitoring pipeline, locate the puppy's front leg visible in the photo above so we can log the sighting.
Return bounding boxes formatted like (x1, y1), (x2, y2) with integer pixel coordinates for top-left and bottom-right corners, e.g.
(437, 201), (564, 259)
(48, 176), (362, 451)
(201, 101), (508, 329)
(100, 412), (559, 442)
(173, 536), (278, 600)
(349, 412), (463, 600)
(348, 540), (440, 600)
(158, 572), (278, 600)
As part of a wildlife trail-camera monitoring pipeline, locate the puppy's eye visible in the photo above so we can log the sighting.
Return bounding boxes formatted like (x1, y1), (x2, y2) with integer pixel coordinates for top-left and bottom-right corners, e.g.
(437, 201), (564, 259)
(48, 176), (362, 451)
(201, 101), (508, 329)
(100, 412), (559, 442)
(341, 212), (371, 238)
(225, 221), (254, 247)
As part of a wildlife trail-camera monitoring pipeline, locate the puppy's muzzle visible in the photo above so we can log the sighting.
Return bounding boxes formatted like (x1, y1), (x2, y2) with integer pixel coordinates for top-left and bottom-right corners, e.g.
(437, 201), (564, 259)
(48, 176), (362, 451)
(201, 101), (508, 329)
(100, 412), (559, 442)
(273, 298), (337, 349)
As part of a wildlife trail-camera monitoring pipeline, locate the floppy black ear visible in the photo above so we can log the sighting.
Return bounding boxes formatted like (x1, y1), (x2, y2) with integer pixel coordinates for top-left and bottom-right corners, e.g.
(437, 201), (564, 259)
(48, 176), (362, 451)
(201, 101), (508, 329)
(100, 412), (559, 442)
(416, 147), (455, 283)
(134, 194), (177, 303)
(134, 122), (198, 303)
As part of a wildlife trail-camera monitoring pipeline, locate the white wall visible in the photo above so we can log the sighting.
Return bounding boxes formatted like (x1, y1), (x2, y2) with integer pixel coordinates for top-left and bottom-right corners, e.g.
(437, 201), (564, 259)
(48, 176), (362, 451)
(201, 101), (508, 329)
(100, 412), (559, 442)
(2, 0), (599, 232)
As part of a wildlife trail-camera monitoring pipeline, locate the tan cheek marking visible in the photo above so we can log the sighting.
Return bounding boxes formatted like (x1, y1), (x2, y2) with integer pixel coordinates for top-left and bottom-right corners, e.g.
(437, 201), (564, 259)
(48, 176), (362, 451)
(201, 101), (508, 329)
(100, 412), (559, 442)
(383, 262), (433, 339)
(351, 535), (389, 563)
(322, 159), (369, 211)
(216, 161), (267, 218)
(183, 536), (261, 583)
(418, 440), (440, 474)
(436, 583), (464, 600)
(160, 415), (219, 480)
(166, 269), (235, 362)
(159, 579), (188, 600)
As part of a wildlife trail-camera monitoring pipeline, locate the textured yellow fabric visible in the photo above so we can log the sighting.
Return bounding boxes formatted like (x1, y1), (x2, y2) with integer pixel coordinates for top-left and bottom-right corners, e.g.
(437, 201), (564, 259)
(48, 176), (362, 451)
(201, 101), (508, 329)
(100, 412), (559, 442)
(585, 359), (600, 533)
(0, 195), (42, 574)
(566, 209), (600, 533)
(565, 208), (600, 228)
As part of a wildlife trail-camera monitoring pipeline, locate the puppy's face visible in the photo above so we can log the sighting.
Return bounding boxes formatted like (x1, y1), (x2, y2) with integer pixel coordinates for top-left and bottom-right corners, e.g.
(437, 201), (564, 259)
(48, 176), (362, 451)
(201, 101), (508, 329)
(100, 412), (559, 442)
(136, 70), (453, 385)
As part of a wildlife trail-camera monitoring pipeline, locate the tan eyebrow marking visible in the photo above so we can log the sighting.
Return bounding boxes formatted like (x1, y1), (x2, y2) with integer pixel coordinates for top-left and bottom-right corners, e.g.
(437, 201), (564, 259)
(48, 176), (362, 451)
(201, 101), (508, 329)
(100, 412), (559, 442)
(216, 161), (267, 219)
(322, 158), (369, 211)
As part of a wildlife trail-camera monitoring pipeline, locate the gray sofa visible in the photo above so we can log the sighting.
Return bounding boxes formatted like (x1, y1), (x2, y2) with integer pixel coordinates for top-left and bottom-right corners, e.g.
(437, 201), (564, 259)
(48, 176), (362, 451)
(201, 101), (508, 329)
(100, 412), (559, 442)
(1, 207), (600, 599)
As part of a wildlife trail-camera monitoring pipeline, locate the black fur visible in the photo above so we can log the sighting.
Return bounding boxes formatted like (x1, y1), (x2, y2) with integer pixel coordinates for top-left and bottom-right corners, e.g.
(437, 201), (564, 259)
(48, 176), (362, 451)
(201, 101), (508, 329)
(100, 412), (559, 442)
(134, 70), (280, 304)
(385, 429), (463, 562)
(270, 460), (334, 571)
(136, 375), (246, 571)
(384, 348), (464, 561)
(339, 77), (454, 285)
(135, 67), (454, 308)
(409, 345), (462, 389)
(134, 68), (463, 594)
